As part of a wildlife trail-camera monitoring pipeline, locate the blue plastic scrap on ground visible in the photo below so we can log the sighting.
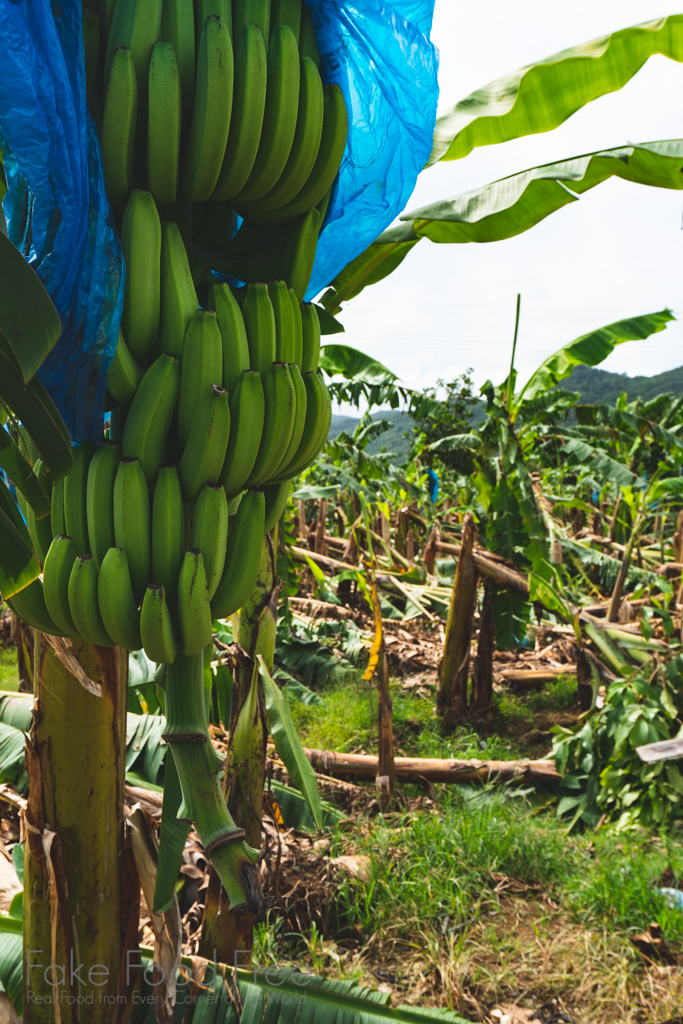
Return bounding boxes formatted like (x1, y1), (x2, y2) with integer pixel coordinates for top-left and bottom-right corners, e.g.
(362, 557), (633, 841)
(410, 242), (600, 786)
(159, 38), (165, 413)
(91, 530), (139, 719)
(304, 0), (439, 299)
(0, 0), (123, 444)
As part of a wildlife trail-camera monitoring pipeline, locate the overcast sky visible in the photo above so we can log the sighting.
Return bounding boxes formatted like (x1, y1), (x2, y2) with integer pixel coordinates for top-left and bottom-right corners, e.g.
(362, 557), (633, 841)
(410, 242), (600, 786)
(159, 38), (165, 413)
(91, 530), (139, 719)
(325, 2), (683, 402)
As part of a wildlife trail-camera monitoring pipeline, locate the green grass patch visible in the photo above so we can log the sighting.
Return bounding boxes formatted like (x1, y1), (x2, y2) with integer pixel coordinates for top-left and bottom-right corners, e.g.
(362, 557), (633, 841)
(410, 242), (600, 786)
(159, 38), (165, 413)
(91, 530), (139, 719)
(0, 645), (19, 692)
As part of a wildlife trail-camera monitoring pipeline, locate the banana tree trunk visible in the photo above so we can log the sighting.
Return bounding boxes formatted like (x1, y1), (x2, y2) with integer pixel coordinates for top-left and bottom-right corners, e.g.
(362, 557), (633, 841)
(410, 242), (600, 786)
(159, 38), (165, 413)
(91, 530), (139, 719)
(471, 582), (494, 718)
(200, 534), (276, 965)
(437, 512), (478, 729)
(23, 637), (133, 1023)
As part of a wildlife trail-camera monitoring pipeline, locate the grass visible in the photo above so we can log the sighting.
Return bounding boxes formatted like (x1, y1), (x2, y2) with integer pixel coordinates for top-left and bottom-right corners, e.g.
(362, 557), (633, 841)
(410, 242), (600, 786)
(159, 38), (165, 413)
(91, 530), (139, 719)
(0, 645), (19, 692)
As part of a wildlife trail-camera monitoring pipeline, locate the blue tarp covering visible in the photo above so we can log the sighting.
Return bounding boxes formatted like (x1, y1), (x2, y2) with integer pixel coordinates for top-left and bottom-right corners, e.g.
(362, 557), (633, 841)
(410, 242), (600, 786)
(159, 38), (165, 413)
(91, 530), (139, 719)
(0, 0), (437, 440)
(0, 0), (123, 444)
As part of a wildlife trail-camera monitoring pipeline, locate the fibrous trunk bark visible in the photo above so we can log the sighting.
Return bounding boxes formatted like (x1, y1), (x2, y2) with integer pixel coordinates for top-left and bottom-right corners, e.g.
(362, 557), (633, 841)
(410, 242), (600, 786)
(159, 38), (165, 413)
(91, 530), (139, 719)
(437, 512), (478, 728)
(471, 582), (494, 717)
(23, 638), (133, 1023)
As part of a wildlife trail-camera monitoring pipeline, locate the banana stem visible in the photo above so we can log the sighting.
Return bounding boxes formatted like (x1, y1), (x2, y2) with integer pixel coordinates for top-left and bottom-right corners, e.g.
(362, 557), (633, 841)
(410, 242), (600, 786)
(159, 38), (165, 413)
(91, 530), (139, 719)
(163, 649), (266, 918)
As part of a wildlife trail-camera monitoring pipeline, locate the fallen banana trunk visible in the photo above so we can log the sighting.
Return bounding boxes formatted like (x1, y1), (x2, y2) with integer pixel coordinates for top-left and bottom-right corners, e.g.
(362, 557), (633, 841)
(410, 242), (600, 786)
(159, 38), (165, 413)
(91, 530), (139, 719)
(434, 541), (530, 598)
(303, 748), (560, 785)
(291, 545), (359, 573)
(498, 668), (574, 688)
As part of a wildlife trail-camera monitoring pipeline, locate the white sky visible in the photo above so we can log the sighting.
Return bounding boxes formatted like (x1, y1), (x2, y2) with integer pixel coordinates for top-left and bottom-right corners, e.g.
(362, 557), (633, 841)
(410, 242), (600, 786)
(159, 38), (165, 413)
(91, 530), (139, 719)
(325, 1), (683, 401)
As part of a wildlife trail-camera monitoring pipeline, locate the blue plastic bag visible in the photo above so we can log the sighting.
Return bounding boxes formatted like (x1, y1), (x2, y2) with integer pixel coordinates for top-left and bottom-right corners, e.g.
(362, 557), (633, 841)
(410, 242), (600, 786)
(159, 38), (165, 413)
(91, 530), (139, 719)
(0, 0), (123, 444)
(305, 0), (439, 299)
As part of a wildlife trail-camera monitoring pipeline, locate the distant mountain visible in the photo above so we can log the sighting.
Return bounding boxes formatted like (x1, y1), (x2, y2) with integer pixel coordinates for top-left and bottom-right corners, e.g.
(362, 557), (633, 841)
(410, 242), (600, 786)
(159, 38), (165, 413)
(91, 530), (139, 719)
(327, 365), (683, 464)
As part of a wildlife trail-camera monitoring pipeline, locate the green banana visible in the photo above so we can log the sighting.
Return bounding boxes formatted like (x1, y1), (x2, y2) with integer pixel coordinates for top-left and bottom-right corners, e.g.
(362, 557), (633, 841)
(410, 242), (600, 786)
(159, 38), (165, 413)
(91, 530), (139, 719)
(194, 0), (231, 40)
(51, 477), (66, 538)
(263, 480), (291, 534)
(104, 0), (163, 104)
(191, 483), (228, 600)
(316, 182), (333, 224)
(239, 56), (323, 218)
(212, 24), (267, 201)
(43, 535), (79, 636)
(210, 488), (265, 620)
(242, 282), (276, 382)
(158, 220), (199, 359)
(100, 46), (137, 221)
(245, 362), (295, 486)
(177, 549), (213, 655)
(268, 280), (295, 363)
(259, 84), (347, 224)
(179, 385), (231, 502)
(26, 461), (54, 566)
(299, 3), (320, 66)
(68, 555), (115, 647)
(107, 330), (144, 406)
(289, 287), (303, 367)
(148, 41), (181, 205)
(8, 579), (66, 637)
(234, 25), (300, 204)
(177, 309), (222, 447)
(231, 0), (270, 46)
(82, 8), (101, 106)
(280, 206), (320, 301)
(108, 406), (127, 444)
(139, 585), (176, 663)
(121, 353), (180, 487)
(64, 441), (96, 555)
(113, 457), (152, 602)
(99, 0), (116, 36)
(97, 547), (143, 651)
(270, 0), (301, 42)
(270, 370), (331, 482)
(180, 14), (234, 202)
(301, 301), (321, 371)
(160, 0), (195, 130)
(220, 370), (265, 497)
(140, 584), (178, 663)
(152, 466), (185, 600)
(272, 362), (306, 475)
(210, 283), (250, 398)
(86, 441), (121, 570)
(120, 190), (162, 366)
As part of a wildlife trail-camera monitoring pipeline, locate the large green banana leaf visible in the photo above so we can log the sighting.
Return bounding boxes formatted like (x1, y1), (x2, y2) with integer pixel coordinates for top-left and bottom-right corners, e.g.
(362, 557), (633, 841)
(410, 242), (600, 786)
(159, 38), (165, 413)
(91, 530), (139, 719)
(429, 14), (683, 165)
(0, 232), (61, 384)
(560, 438), (641, 488)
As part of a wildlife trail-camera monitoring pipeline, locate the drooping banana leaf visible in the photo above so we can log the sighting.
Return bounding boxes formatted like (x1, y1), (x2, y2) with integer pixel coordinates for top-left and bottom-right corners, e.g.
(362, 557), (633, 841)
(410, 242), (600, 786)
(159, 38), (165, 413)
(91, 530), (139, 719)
(0, 231), (61, 384)
(560, 438), (641, 488)
(429, 14), (683, 165)
(0, 428), (51, 519)
(0, 506), (41, 600)
(153, 752), (191, 915)
(320, 343), (413, 408)
(0, 916), (22, 1015)
(320, 228), (419, 313)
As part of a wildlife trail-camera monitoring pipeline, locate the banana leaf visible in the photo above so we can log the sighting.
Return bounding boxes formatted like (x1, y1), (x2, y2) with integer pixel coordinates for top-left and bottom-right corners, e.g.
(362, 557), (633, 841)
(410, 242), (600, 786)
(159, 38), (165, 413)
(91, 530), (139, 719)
(153, 752), (191, 914)
(429, 14), (683, 165)
(0, 917), (22, 1015)
(0, 231), (61, 384)
(319, 231), (419, 313)
(0, 505), (41, 600)
(125, 712), (167, 787)
(0, 722), (28, 794)
(0, 695), (31, 732)
(258, 655), (323, 831)
(320, 345), (400, 386)
(560, 438), (641, 488)
(0, 428), (50, 519)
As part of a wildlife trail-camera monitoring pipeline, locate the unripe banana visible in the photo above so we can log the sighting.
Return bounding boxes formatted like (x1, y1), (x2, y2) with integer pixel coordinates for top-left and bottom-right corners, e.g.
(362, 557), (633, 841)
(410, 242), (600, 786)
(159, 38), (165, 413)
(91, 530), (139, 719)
(101, 46), (137, 221)
(113, 457), (152, 602)
(158, 221), (199, 359)
(270, 370), (331, 482)
(263, 480), (291, 535)
(99, 0), (116, 36)
(43, 535), (79, 636)
(231, 0), (271, 46)
(177, 549), (213, 655)
(210, 283), (250, 398)
(107, 330), (144, 406)
(220, 370), (265, 497)
(140, 584), (178, 663)
(191, 483), (228, 600)
(272, 362), (306, 476)
(179, 385), (231, 502)
(242, 282), (276, 382)
(51, 477), (66, 538)
(194, 0), (232, 40)
(271, 0), (301, 42)
(82, 8), (101, 107)
(108, 406), (127, 444)
(281, 206), (320, 301)
(97, 547), (143, 651)
(120, 190), (162, 365)
(122, 353), (180, 487)
(68, 554), (115, 647)
(180, 14), (234, 203)
(64, 441), (96, 555)
(212, 24), (267, 201)
(245, 362), (295, 486)
(289, 287), (303, 367)
(8, 579), (66, 636)
(210, 488), (265, 620)
(152, 466), (185, 600)
(234, 25), (300, 204)
(104, 0), (162, 121)
(160, 0), (195, 130)
(26, 460), (53, 566)
(301, 302), (321, 372)
(299, 3), (321, 66)
(177, 310), (223, 447)
(240, 56), (323, 218)
(148, 41), (181, 205)
(268, 281), (296, 363)
(86, 441), (121, 570)
(260, 84), (348, 225)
